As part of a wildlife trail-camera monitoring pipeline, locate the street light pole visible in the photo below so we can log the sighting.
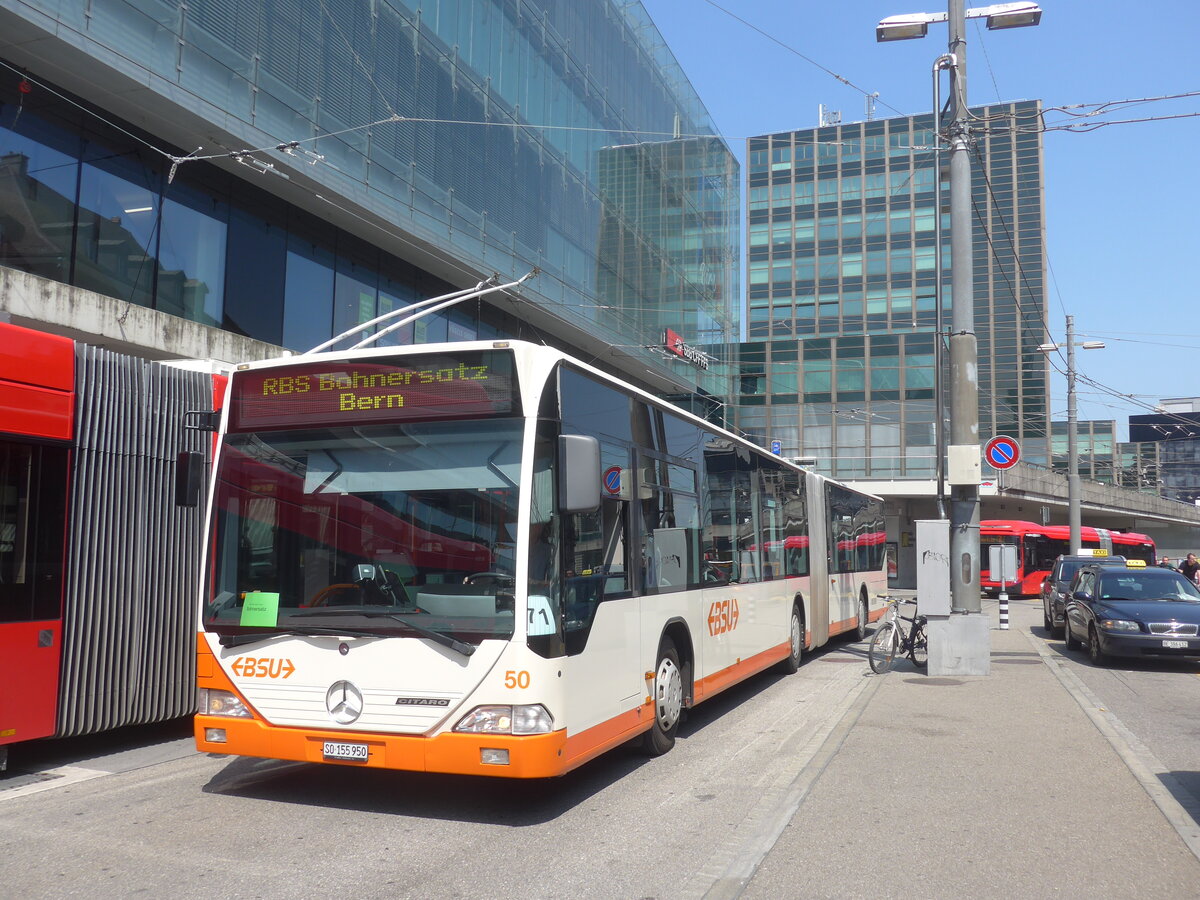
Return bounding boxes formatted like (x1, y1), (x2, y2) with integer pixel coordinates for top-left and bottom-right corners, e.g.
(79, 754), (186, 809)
(879, 0), (1042, 674)
(1040, 316), (1103, 553)
(1066, 314), (1081, 553)
(945, 0), (981, 616)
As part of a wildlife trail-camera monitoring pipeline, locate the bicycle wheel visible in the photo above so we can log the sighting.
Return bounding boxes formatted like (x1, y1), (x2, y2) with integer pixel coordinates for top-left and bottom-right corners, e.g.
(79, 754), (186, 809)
(868, 621), (898, 674)
(909, 618), (928, 669)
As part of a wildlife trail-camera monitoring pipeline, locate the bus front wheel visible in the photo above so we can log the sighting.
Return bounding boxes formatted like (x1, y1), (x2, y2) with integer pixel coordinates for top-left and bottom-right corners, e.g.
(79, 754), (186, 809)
(643, 637), (683, 756)
(777, 602), (804, 674)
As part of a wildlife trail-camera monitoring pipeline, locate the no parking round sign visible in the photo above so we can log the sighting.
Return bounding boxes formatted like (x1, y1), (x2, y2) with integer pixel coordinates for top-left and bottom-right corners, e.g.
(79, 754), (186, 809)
(984, 435), (1021, 470)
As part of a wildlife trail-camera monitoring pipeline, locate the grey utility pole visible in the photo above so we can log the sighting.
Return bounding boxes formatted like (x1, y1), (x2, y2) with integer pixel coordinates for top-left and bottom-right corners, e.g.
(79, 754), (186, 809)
(876, 0), (1041, 674)
(945, 0), (981, 616)
(1066, 314), (1082, 554)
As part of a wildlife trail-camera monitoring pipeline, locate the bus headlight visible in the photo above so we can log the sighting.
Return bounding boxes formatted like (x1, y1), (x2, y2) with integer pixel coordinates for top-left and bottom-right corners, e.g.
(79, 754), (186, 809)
(454, 704), (553, 735)
(198, 688), (253, 718)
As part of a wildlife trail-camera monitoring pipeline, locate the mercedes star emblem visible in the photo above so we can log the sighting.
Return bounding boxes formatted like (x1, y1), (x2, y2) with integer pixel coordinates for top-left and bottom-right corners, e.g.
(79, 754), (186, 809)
(325, 680), (364, 725)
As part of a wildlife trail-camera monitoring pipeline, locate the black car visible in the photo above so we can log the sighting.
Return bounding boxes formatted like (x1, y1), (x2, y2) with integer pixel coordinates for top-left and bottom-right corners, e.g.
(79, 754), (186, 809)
(1063, 562), (1200, 665)
(1041, 554), (1126, 637)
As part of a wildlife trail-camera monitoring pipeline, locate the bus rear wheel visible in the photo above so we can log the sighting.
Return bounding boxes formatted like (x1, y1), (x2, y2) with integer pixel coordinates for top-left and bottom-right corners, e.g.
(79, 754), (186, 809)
(643, 638), (683, 756)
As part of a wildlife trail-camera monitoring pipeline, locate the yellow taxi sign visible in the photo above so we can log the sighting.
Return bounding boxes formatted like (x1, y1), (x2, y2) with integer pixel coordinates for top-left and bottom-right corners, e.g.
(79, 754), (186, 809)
(1091, 548), (1108, 557)
(1126, 559), (1147, 568)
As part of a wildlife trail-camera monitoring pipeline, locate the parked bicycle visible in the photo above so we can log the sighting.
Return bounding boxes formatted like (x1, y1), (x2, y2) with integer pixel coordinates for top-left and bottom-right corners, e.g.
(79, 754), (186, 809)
(868, 596), (928, 673)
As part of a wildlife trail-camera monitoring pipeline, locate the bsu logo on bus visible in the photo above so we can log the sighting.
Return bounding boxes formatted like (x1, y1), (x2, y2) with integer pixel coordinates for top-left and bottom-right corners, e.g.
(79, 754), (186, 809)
(230, 656), (296, 679)
(707, 599), (740, 636)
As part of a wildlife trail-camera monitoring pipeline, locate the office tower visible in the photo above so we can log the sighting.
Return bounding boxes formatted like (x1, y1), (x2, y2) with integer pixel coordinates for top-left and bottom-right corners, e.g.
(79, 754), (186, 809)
(738, 102), (1048, 479)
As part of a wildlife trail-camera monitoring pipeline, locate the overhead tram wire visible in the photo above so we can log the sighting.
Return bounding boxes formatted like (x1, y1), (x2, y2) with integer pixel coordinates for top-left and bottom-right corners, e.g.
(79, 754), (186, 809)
(964, 122), (1198, 427)
(699, 0), (906, 118)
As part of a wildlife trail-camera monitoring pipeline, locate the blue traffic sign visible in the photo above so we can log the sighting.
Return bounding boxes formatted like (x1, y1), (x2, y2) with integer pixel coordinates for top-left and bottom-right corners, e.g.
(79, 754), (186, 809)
(984, 435), (1021, 470)
(603, 465), (622, 494)
(770, 440), (782, 455)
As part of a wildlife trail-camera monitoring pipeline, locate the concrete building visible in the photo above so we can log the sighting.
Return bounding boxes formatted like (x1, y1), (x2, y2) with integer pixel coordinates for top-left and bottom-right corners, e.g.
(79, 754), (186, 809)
(0, 0), (738, 407)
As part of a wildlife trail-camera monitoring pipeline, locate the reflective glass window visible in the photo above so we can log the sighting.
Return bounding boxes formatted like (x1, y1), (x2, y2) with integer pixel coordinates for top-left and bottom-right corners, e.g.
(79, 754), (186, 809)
(282, 233), (335, 351)
(0, 109), (80, 283)
(157, 181), (228, 327)
(224, 204), (286, 343)
(75, 147), (162, 308)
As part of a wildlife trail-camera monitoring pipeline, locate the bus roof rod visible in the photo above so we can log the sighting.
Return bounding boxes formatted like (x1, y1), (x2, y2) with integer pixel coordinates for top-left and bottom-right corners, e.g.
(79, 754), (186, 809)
(350, 269), (539, 350)
(303, 276), (499, 355)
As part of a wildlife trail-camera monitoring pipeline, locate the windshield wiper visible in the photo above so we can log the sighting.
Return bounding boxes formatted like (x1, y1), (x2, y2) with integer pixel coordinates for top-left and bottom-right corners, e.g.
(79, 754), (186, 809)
(216, 625), (386, 648)
(291, 609), (476, 657)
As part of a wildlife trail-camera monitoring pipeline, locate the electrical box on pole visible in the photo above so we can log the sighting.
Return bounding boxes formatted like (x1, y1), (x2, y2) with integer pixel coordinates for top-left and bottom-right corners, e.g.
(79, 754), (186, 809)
(916, 519), (951, 615)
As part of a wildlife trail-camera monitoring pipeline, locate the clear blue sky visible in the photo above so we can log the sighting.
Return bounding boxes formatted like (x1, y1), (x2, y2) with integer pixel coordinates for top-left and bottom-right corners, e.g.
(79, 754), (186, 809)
(641, 0), (1200, 437)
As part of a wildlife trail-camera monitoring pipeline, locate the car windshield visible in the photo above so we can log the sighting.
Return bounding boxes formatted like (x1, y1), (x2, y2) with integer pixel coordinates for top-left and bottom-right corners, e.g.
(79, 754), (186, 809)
(1056, 561), (1085, 584)
(1096, 570), (1200, 602)
(205, 420), (524, 643)
(1057, 558), (1123, 584)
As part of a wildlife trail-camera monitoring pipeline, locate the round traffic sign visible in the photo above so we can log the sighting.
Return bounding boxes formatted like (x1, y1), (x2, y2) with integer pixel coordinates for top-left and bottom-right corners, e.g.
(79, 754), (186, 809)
(984, 435), (1021, 470)
(603, 465), (622, 495)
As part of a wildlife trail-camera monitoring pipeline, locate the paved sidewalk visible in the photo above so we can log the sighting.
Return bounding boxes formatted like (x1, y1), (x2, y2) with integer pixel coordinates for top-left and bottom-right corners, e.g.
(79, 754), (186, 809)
(741, 597), (1200, 899)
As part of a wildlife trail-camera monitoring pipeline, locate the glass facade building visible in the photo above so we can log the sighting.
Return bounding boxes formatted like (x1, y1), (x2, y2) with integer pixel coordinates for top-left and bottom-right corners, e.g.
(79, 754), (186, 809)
(0, 1), (738, 401)
(736, 102), (1048, 479)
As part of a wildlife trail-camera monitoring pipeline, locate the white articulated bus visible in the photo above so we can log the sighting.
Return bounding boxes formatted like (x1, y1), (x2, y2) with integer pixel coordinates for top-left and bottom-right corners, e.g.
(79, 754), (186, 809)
(194, 340), (886, 777)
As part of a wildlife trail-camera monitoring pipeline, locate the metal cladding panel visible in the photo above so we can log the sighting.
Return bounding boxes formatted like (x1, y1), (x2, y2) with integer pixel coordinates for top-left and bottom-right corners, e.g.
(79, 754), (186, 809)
(57, 347), (211, 737)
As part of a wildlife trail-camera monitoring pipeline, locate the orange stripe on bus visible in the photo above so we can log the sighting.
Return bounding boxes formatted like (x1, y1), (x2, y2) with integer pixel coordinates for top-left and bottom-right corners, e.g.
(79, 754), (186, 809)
(562, 704), (652, 770)
(693, 641), (791, 703)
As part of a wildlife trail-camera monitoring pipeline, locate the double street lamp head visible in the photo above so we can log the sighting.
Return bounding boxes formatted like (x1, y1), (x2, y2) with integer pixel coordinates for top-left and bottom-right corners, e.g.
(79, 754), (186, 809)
(1038, 341), (1107, 352)
(876, 2), (1042, 42)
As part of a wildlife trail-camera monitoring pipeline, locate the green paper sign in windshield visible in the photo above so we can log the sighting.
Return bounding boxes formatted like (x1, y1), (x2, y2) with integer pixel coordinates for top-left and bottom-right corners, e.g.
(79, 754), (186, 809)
(240, 591), (280, 627)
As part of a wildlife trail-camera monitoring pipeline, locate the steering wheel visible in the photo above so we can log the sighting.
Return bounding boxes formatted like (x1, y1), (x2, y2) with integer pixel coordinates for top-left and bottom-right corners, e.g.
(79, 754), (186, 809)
(305, 583), (362, 608)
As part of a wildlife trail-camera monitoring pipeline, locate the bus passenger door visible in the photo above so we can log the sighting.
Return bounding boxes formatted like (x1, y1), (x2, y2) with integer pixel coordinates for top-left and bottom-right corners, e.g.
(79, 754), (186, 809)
(0, 441), (69, 755)
(561, 489), (642, 736)
(805, 472), (830, 648)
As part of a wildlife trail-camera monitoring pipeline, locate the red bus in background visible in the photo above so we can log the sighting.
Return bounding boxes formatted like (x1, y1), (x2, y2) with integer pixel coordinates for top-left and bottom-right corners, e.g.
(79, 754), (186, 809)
(0, 325), (74, 764)
(0, 322), (217, 771)
(980, 519), (1157, 597)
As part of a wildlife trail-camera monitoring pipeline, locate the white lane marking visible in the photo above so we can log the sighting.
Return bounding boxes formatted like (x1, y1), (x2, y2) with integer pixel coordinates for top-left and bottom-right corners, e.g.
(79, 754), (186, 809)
(0, 765), (108, 801)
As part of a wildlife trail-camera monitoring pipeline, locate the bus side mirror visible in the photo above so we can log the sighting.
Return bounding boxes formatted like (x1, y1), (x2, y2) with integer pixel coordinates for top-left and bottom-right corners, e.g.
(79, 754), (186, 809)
(175, 451), (205, 508)
(558, 434), (600, 513)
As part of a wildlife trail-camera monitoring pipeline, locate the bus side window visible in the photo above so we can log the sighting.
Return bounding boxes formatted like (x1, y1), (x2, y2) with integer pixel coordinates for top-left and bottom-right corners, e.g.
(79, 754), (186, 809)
(562, 494), (630, 655)
(702, 432), (744, 584)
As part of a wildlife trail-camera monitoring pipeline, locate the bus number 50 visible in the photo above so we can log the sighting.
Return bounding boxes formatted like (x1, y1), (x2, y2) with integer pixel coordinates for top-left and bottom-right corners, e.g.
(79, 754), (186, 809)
(505, 670), (531, 689)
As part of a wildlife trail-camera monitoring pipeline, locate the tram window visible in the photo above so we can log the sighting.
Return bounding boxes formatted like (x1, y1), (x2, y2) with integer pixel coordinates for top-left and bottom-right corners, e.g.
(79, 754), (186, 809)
(0, 442), (68, 622)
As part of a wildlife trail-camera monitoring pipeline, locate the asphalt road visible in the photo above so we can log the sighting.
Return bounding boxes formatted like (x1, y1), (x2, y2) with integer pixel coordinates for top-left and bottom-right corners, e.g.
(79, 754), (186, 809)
(0, 633), (879, 900)
(6, 603), (1200, 899)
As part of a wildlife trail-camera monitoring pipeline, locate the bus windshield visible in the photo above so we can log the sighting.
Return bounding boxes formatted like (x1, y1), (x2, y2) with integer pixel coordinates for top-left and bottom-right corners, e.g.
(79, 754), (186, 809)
(204, 419), (523, 644)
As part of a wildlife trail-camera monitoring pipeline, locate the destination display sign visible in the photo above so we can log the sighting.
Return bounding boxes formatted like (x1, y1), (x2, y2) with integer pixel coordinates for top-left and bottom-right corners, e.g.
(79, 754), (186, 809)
(228, 350), (518, 431)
